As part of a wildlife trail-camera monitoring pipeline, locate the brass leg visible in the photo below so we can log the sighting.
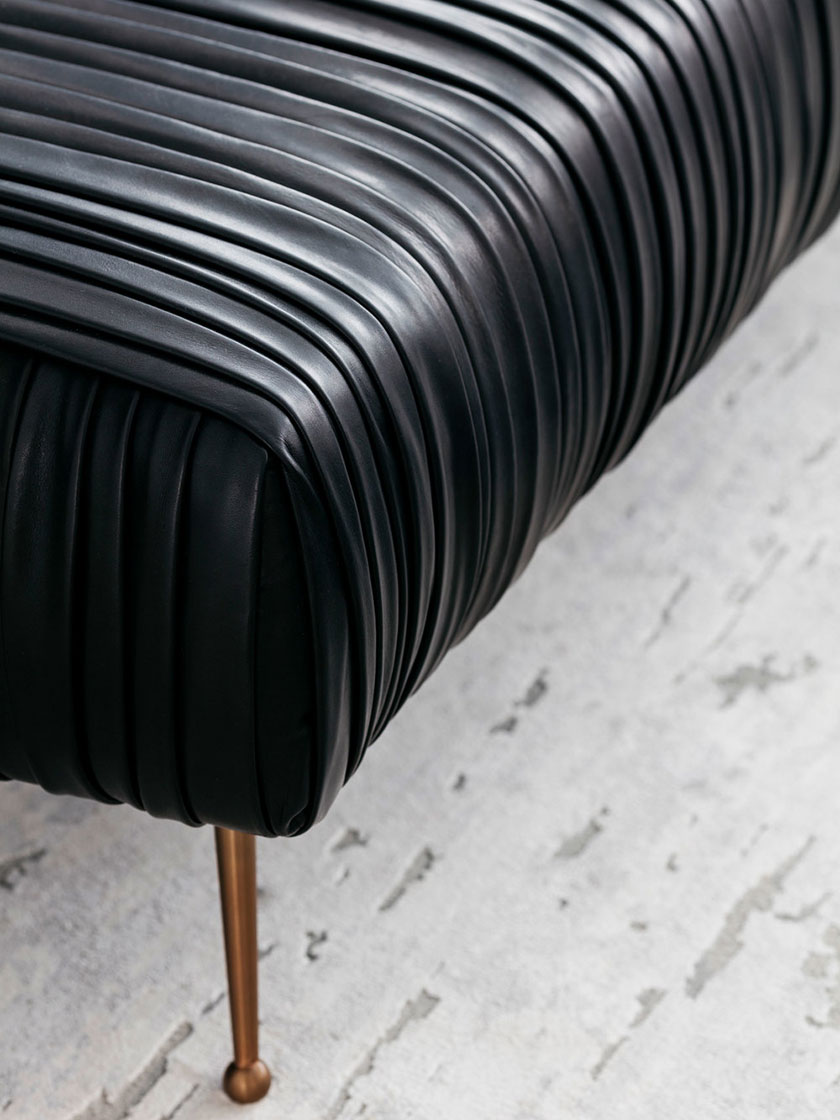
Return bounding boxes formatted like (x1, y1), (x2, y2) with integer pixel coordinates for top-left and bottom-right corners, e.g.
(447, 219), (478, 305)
(214, 827), (272, 1104)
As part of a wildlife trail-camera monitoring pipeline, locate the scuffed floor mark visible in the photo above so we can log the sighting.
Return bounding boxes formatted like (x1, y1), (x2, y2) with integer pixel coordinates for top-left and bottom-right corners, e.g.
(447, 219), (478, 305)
(673, 547), (788, 684)
(685, 836), (815, 999)
(723, 357), (764, 410)
(803, 925), (840, 1029)
(591, 987), (667, 1081)
(332, 828), (369, 853)
(556, 808), (608, 860)
(727, 545), (788, 609)
(714, 653), (818, 708)
(258, 940), (279, 961)
(491, 670), (548, 733)
(70, 1020), (193, 1120)
(630, 988), (666, 1028)
(516, 671), (548, 708)
(740, 823), (769, 858)
(803, 537), (828, 570)
(164, 1083), (199, 1120)
(491, 715), (518, 735)
(452, 773), (467, 792)
(379, 848), (437, 912)
(325, 990), (440, 1120)
(803, 950), (831, 980)
(778, 331), (819, 377)
(645, 575), (692, 647)
(803, 433), (837, 466)
(591, 1036), (627, 1081)
(306, 930), (328, 962)
(200, 992), (224, 1017)
(777, 892), (831, 923)
(0, 848), (46, 891)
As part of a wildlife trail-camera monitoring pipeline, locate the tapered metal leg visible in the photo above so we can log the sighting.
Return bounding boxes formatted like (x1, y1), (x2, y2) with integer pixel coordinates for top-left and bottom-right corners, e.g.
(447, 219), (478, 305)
(214, 827), (272, 1104)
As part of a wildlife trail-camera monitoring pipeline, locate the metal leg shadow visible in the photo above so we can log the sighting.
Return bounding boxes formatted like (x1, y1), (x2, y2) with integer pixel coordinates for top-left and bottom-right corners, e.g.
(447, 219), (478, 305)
(214, 827), (272, 1104)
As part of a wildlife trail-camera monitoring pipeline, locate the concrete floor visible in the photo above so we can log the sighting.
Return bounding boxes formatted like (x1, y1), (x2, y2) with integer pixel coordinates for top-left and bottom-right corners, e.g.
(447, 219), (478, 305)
(2, 222), (840, 1120)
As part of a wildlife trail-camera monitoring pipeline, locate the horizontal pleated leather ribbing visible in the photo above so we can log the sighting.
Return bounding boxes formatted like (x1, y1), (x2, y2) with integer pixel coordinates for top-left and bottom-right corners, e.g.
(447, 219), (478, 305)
(0, 0), (838, 832)
(0, 344), (316, 834)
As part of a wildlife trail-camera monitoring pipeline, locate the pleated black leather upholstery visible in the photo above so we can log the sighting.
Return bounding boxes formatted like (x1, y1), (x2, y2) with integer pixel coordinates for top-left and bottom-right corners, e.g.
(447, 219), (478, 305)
(0, 0), (838, 834)
(0, 343), (315, 833)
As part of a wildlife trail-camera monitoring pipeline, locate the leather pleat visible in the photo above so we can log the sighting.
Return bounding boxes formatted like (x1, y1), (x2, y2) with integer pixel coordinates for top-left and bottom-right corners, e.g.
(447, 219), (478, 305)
(0, 0), (837, 833)
(0, 347), (316, 832)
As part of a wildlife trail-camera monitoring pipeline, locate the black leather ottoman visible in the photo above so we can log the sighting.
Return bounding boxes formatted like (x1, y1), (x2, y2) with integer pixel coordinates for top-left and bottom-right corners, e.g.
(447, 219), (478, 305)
(1, 0), (838, 1103)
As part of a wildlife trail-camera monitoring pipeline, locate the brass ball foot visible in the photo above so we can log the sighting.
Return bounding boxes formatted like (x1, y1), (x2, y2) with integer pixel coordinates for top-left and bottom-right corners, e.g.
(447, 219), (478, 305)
(222, 1059), (272, 1104)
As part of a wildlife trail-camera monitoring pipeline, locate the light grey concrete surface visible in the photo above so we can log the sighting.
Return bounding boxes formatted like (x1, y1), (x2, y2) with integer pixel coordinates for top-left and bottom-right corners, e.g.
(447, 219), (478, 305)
(2, 223), (840, 1120)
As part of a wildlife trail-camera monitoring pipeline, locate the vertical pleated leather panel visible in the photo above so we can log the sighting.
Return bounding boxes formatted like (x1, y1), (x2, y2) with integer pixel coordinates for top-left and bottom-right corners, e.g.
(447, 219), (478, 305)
(0, 343), (33, 784)
(0, 0), (838, 832)
(2, 355), (108, 801)
(0, 344), (315, 833)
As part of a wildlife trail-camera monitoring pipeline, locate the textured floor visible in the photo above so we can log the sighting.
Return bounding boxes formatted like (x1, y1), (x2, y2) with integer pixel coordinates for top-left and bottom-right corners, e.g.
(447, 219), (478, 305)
(2, 223), (840, 1120)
